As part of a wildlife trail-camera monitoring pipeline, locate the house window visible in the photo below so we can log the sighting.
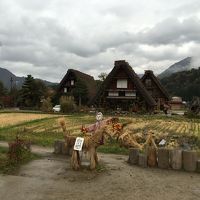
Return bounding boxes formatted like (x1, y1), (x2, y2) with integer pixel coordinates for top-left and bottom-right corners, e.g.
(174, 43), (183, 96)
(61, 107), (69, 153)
(145, 79), (151, 87)
(117, 79), (127, 88)
(119, 91), (125, 96)
(108, 91), (119, 96)
(71, 80), (74, 85)
(125, 91), (136, 97)
(64, 88), (67, 93)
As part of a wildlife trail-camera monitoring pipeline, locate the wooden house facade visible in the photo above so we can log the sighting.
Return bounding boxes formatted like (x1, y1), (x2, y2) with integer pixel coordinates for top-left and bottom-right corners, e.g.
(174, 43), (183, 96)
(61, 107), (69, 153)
(58, 69), (96, 105)
(91, 60), (156, 112)
(141, 70), (170, 110)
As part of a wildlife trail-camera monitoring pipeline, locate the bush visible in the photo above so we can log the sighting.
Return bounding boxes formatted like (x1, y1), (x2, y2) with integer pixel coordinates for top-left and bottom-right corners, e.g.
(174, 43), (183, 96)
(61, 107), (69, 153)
(8, 136), (31, 164)
(41, 97), (53, 112)
(60, 96), (77, 113)
(77, 105), (90, 112)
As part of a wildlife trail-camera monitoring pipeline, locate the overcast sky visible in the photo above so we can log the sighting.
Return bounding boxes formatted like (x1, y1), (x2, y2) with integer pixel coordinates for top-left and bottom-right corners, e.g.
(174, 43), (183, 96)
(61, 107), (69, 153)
(0, 0), (200, 82)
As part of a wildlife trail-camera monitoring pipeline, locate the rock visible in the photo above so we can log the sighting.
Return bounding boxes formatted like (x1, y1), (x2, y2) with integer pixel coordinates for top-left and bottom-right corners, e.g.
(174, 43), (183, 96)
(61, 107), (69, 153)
(169, 149), (182, 170)
(138, 153), (147, 168)
(128, 148), (139, 165)
(182, 150), (197, 172)
(158, 148), (170, 169)
(54, 140), (63, 154)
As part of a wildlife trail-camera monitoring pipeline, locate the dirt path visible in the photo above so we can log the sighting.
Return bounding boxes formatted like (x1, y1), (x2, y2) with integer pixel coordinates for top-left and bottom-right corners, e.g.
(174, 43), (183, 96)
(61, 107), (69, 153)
(0, 142), (200, 200)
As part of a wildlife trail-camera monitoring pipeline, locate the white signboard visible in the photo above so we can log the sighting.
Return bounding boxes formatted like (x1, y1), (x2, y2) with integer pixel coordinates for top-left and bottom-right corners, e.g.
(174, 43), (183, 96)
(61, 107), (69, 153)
(96, 112), (103, 121)
(159, 139), (166, 146)
(74, 137), (84, 151)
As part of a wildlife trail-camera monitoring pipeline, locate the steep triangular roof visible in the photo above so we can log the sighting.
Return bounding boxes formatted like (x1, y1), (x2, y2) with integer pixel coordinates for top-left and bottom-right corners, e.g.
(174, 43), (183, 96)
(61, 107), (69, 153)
(141, 70), (170, 100)
(58, 69), (96, 101)
(91, 60), (156, 107)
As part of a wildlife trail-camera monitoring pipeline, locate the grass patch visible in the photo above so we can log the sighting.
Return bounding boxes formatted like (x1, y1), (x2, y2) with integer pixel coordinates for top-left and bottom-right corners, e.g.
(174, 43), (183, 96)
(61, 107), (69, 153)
(95, 162), (107, 173)
(0, 114), (96, 147)
(97, 139), (129, 155)
(0, 146), (40, 174)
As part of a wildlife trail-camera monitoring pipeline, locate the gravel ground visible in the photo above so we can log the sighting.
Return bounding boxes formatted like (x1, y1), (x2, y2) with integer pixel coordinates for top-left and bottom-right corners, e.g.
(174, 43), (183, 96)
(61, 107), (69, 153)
(0, 145), (200, 200)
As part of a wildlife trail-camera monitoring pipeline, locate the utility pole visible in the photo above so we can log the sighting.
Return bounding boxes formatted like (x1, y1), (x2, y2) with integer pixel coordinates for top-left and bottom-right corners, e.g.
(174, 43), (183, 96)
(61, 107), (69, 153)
(10, 77), (13, 91)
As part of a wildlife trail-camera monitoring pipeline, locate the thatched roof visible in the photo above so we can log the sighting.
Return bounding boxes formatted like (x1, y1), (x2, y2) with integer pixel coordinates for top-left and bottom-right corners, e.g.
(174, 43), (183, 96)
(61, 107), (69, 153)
(141, 70), (170, 100)
(91, 60), (156, 107)
(58, 69), (96, 101)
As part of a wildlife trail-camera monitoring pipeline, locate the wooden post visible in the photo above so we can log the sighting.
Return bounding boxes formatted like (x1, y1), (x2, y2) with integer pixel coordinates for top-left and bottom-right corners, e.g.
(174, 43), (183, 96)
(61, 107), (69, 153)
(158, 148), (170, 169)
(128, 148), (139, 165)
(54, 140), (63, 154)
(169, 149), (182, 170)
(61, 142), (70, 155)
(182, 150), (197, 172)
(138, 153), (147, 168)
(197, 160), (200, 173)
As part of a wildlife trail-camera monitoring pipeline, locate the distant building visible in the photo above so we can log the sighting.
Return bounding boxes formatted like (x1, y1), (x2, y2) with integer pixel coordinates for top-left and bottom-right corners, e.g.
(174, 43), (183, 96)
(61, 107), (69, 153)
(141, 70), (170, 110)
(58, 69), (96, 106)
(57, 61), (172, 113)
(91, 60), (156, 112)
(170, 96), (185, 110)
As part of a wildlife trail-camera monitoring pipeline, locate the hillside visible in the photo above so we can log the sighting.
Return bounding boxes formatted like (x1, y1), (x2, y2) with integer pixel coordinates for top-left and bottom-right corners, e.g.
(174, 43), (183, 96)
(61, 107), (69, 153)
(0, 67), (56, 89)
(0, 67), (25, 89)
(158, 57), (199, 79)
(160, 68), (200, 101)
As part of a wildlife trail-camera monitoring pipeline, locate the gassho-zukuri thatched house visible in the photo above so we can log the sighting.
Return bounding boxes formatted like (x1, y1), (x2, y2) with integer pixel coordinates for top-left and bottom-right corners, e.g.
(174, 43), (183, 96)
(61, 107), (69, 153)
(91, 60), (157, 112)
(141, 70), (170, 110)
(58, 69), (96, 106)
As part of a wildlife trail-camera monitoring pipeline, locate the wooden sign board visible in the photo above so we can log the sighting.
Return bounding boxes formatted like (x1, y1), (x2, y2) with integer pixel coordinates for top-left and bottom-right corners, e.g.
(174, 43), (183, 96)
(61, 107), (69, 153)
(74, 137), (84, 151)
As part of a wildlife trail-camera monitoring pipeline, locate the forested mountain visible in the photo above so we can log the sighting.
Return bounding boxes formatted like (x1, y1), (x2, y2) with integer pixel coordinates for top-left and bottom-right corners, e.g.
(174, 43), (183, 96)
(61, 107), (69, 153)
(0, 67), (56, 89)
(160, 68), (200, 101)
(158, 57), (200, 79)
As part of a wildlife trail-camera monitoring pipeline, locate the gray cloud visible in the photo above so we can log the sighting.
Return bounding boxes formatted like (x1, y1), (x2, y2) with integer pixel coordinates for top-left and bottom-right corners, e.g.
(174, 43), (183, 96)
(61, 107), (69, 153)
(0, 0), (200, 82)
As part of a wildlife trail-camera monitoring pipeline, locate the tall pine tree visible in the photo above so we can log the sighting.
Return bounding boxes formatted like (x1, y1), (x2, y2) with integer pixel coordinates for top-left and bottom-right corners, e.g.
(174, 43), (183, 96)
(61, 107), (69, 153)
(19, 75), (47, 107)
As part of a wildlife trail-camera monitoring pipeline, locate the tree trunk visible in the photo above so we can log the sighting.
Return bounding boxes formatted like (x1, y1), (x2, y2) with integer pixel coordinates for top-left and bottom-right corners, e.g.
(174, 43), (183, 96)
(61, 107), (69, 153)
(79, 95), (82, 106)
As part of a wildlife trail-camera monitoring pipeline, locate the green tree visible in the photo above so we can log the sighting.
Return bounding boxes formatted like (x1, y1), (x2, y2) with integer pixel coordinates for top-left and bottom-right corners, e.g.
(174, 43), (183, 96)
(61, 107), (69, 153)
(0, 81), (7, 96)
(160, 67), (200, 101)
(19, 75), (47, 107)
(98, 72), (107, 81)
(41, 97), (53, 112)
(72, 79), (88, 106)
(60, 96), (76, 113)
(9, 86), (19, 107)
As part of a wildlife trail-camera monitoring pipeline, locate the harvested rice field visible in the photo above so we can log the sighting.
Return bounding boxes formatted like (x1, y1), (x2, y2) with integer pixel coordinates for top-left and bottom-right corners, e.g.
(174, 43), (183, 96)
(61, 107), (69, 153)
(0, 113), (199, 149)
(122, 116), (200, 149)
(0, 113), (95, 146)
(0, 113), (60, 127)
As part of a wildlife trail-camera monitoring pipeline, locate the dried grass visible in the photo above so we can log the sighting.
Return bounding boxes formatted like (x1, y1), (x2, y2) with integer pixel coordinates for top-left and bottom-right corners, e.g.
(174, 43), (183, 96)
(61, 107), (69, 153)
(0, 113), (57, 127)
